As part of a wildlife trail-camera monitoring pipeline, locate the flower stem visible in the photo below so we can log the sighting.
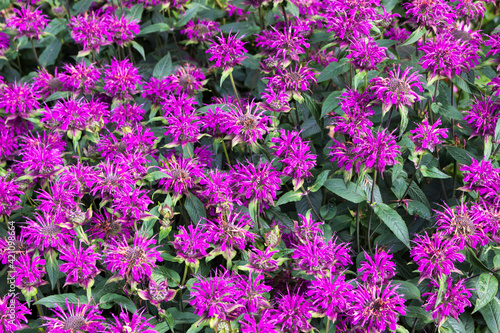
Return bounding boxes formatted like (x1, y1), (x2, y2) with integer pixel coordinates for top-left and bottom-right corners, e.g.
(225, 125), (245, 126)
(325, 318), (331, 333)
(367, 170), (378, 252)
(181, 263), (188, 286)
(221, 140), (231, 167)
(356, 203), (360, 253)
(33, 293), (44, 318)
(401, 154), (423, 201)
(385, 105), (395, 129)
(30, 39), (41, 68)
(229, 71), (241, 106)
(301, 186), (323, 222)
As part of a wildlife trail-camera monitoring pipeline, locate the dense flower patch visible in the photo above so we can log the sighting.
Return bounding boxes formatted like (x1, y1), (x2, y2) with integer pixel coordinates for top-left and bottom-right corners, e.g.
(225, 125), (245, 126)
(0, 0), (500, 332)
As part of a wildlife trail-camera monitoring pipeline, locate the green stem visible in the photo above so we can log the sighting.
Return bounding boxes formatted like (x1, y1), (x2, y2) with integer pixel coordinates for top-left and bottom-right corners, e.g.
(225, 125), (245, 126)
(301, 186), (323, 222)
(229, 71), (240, 106)
(325, 318), (331, 333)
(221, 140), (231, 167)
(367, 170), (378, 252)
(356, 203), (360, 253)
(401, 154), (423, 201)
(429, 79), (440, 124)
(181, 263), (188, 286)
(30, 39), (41, 68)
(33, 293), (44, 318)
(452, 160), (457, 198)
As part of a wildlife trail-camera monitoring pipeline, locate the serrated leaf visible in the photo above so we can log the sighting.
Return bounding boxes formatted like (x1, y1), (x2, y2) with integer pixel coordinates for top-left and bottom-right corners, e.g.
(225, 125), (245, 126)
(34, 294), (85, 308)
(317, 58), (350, 83)
(127, 4), (143, 22)
(153, 53), (172, 78)
(45, 18), (67, 36)
(138, 23), (170, 35)
(420, 166), (451, 179)
(146, 171), (171, 181)
(373, 203), (410, 248)
(324, 179), (367, 203)
(100, 293), (137, 312)
(321, 91), (342, 117)
(402, 28), (426, 46)
(175, 4), (200, 27)
(44, 251), (59, 290)
(185, 192), (206, 224)
(474, 274), (498, 313)
(309, 170), (329, 193)
(131, 41), (145, 60)
(39, 39), (62, 67)
(480, 297), (500, 333)
(73, 0), (93, 14)
(277, 190), (303, 206)
(393, 280), (421, 300)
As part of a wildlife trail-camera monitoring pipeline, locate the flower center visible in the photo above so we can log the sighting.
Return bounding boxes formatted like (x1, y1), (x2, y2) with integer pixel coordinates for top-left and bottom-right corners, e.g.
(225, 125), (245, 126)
(40, 224), (59, 236)
(389, 78), (410, 93)
(451, 215), (476, 236)
(63, 315), (86, 331)
(126, 248), (145, 262)
(195, 24), (209, 35)
(179, 74), (195, 88)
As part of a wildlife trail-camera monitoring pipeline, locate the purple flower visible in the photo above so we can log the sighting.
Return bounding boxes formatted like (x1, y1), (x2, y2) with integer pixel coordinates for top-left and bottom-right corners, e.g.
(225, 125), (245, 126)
(359, 248), (396, 285)
(370, 65), (423, 112)
(206, 32), (248, 71)
(199, 170), (233, 211)
(456, 0), (486, 23)
(169, 63), (206, 95)
(89, 210), (133, 243)
(409, 117), (448, 153)
(6, 6), (48, 40)
(461, 159), (500, 200)
(0, 294), (31, 331)
(110, 102), (145, 127)
(329, 139), (363, 175)
(464, 95), (500, 138)
(189, 269), (243, 321)
(293, 213), (324, 242)
(181, 19), (219, 44)
(240, 311), (277, 333)
(22, 212), (76, 253)
(272, 289), (313, 333)
(230, 160), (281, 206)
(137, 278), (176, 307)
(0, 32), (10, 55)
(226, 100), (269, 146)
(12, 253), (47, 297)
(60, 62), (100, 94)
(419, 32), (479, 80)
(60, 243), (101, 289)
(42, 301), (106, 333)
(36, 181), (78, 214)
(268, 64), (317, 100)
(403, 0), (455, 27)
(347, 37), (386, 71)
(0, 82), (40, 120)
(261, 85), (291, 113)
(331, 88), (374, 136)
(58, 162), (100, 198)
(435, 201), (490, 249)
(141, 77), (172, 105)
(384, 25), (411, 44)
(0, 122), (18, 161)
(325, 9), (372, 46)
(33, 68), (61, 98)
(255, 25), (310, 63)
(158, 154), (205, 199)
(307, 273), (353, 321)
(107, 308), (156, 333)
(173, 224), (210, 269)
(113, 187), (152, 220)
(103, 58), (142, 99)
(235, 273), (272, 313)
(161, 92), (198, 117)
(357, 129), (400, 174)
(488, 76), (500, 96)
(350, 283), (406, 332)
(164, 113), (201, 146)
(104, 233), (163, 285)
(202, 211), (256, 260)
(68, 11), (112, 52)
(244, 246), (280, 274)
(423, 278), (471, 326)
(0, 177), (23, 217)
(107, 15), (140, 46)
(410, 232), (465, 281)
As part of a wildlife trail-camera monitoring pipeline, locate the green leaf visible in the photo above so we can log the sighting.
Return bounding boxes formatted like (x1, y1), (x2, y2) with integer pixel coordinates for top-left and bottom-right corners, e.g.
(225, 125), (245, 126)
(100, 293), (137, 312)
(402, 28), (426, 46)
(285, 0), (300, 17)
(127, 4), (143, 22)
(153, 53), (172, 78)
(399, 105), (409, 133)
(442, 318), (467, 333)
(138, 23), (170, 36)
(466, 247), (495, 273)
(373, 203), (410, 248)
(406, 200), (431, 219)
(39, 39), (62, 67)
(73, 0), (93, 14)
(277, 190), (303, 206)
(175, 4), (200, 27)
(392, 280), (421, 300)
(185, 192), (206, 224)
(45, 18), (67, 36)
(321, 91), (342, 117)
(320, 202), (337, 220)
(405, 306), (433, 323)
(474, 274), (499, 313)
(446, 146), (479, 166)
(303, 94), (322, 130)
(480, 297), (500, 333)
(317, 58), (350, 83)
(323, 179), (367, 204)
(155, 322), (171, 333)
(131, 41), (145, 60)
(485, 135), (493, 160)
(146, 171), (171, 181)
(44, 251), (59, 290)
(46, 91), (70, 102)
(35, 294), (85, 308)
(309, 170), (329, 193)
(420, 166), (451, 179)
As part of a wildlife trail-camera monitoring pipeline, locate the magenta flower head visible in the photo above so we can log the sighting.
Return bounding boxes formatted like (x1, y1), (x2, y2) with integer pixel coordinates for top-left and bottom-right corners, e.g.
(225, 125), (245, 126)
(206, 32), (248, 72)
(243, 246), (280, 274)
(419, 32), (479, 80)
(169, 63), (206, 95)
(357, 129), (400, 175)
(173, 223), (209, 270)
(104, 232), (163, 287)
(103, 58), (142, 99)
(370, 65), (424, 113)
(12, 253), (47, 299)
(235, 273), (272, 313)
(350, 283), (406, 332)
(488, 76), (500, 96)
(59, 243), (101, 289)
(0, 177), (23, 217)
(423, 278), (471, 327)
(227, 100), (270, 146)
(347, 37), (386, 71)
(108, 308), (156, 333)
(240, 311), (276, 333)
(158, 154), (205, 200)
(268, 64), (317, 102)
(0, 294), (31, 331)
(22, 212), (76, 253)
(189, 269), (243, 325)
(409, 117), (448, 153)
(410, 232), (465, 281)
(272, 288), (313, 333)
(464, 95), (500, 138)
(0, 32), (10, 55)
(137, 278), (176, 308)
(6, 6), (48, 40)
(181, 19), (220, 44)
(307, 273), (353, 322)
(107, 15), (140, 46)
(230, 159), (281, 207)
(68, 11), (112, 53)
(60, 62), (101, 94)
(42, 300), (106, 333)
(435, 201), (489, 249)
(359, 248), (396, 285)
(0, 82), (40, 120)
(403, 0), (455, 28)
